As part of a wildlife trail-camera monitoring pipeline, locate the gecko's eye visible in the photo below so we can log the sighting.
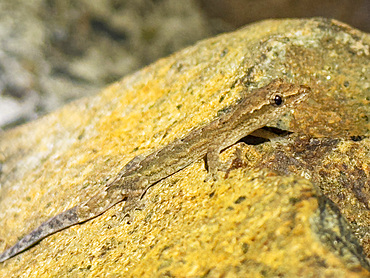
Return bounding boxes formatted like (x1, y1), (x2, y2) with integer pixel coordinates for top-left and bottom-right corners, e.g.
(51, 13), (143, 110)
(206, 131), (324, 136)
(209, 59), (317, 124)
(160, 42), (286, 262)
(274, 95), (283, 105)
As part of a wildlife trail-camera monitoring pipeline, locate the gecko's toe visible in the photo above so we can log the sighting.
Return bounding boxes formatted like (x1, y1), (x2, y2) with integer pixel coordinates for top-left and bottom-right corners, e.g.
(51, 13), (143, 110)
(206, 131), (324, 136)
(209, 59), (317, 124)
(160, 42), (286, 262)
(204, 171), (218, 182)
(115, 198), (147, 224)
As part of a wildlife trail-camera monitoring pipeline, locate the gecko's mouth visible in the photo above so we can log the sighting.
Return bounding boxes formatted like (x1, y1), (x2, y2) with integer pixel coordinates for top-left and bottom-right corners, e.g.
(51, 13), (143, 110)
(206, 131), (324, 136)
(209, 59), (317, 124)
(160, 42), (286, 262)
(239, 126), (292, 145)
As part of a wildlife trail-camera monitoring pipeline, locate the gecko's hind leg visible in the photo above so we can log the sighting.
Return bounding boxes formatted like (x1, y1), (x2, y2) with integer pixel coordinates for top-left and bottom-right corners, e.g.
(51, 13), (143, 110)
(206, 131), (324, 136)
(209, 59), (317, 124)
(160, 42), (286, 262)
(112, 189), (147, 224)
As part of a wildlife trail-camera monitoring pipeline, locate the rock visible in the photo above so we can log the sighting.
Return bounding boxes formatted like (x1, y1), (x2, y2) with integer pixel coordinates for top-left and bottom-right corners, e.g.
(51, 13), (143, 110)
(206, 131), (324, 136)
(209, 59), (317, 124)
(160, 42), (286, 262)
(0, 18), (369, 276)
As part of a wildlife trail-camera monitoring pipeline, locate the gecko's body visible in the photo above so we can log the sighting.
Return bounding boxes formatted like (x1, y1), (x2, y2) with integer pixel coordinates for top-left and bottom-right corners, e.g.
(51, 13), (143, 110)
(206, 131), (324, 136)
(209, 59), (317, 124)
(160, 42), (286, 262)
(0, 79), (310, 262)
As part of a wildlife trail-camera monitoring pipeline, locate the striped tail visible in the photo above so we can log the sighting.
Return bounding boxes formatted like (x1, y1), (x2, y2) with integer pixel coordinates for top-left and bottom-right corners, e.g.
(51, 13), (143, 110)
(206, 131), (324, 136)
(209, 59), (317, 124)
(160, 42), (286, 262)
(0, 206), (79, 263)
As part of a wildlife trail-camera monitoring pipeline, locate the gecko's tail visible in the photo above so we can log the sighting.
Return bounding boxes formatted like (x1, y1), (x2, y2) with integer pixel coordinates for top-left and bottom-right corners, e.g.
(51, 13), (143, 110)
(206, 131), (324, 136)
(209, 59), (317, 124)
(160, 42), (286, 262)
(0, 207), (79, 263)
(0, 174), (146, 263)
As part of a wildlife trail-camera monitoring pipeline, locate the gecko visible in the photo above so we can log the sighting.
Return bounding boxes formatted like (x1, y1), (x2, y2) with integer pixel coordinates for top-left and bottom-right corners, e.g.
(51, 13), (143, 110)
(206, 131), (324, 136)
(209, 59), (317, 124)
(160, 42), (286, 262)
(0, 79), (310, 262)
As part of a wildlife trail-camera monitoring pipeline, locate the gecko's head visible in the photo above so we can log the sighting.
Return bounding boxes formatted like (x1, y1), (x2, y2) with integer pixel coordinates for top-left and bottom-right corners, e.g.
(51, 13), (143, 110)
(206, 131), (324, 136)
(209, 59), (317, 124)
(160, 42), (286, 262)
(243, 79), (311, 129)
(266, 79), (311, 109)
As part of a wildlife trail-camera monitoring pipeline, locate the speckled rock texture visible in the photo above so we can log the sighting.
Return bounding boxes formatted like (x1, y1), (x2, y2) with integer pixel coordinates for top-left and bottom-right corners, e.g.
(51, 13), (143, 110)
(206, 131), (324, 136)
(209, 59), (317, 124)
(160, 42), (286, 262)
(0, 18), (369, 277)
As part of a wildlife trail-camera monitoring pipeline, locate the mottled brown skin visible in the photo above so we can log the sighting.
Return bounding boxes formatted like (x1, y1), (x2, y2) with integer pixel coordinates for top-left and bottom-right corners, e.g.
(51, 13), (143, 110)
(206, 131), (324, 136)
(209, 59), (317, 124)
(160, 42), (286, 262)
(0, 79), (310, 262)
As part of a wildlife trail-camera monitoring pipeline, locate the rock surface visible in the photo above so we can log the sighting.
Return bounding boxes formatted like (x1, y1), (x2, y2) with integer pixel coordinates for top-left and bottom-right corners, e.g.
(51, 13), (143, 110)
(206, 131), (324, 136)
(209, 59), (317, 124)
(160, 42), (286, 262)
(0, 18), (369, 277)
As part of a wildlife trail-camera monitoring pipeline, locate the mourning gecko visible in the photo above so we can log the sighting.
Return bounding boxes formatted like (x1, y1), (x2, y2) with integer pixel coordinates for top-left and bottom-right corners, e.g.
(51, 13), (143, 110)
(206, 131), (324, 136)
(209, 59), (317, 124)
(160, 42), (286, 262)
(0, 79), (310, 262)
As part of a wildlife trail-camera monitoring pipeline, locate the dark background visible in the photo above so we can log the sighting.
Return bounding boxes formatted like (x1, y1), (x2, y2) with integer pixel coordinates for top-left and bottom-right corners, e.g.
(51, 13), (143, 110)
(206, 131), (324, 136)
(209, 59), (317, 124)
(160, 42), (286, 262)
(199, 0), (369, 31)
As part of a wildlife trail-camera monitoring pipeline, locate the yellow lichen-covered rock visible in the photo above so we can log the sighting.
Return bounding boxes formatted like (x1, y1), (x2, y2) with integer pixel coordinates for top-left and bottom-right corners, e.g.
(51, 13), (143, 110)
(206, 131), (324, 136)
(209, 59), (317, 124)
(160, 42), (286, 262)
(0, 18), (369, 277)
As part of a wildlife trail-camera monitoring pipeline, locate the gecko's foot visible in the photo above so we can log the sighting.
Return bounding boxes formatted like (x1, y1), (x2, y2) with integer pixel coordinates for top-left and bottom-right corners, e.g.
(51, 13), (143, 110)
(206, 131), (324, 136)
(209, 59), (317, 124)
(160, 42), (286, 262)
(204, 162), (231, 182)
(204, 160), (232, 182)
(204, 171), (218, 182)
(115, 198), (147, 224)
(205, 156), (237, 182)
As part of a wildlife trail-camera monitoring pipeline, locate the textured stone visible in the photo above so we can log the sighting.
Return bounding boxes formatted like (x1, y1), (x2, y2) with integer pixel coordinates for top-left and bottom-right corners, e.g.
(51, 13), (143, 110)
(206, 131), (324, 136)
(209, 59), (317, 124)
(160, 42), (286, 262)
(0, 18), (369, 277)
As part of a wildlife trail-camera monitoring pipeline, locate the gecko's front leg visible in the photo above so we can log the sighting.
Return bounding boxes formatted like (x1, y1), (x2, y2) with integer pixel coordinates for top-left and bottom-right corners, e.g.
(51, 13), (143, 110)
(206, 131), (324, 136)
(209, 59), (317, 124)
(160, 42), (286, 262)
(206, 140), (252, 182)
(205, 143), (226, 181)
